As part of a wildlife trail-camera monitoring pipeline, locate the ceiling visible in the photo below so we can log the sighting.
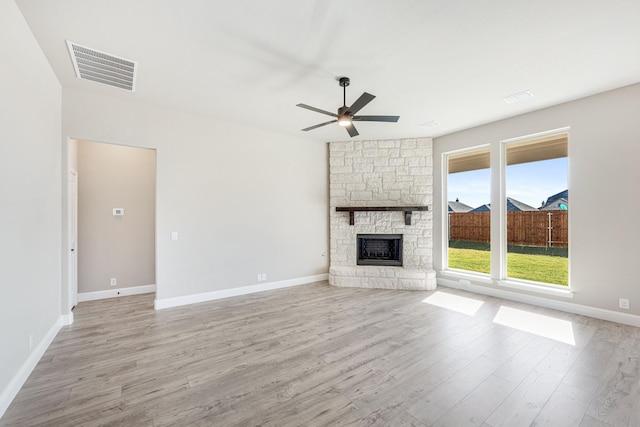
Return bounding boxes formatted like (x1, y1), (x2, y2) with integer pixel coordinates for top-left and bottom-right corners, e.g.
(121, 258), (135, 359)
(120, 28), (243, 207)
(16, 0), (640, 141)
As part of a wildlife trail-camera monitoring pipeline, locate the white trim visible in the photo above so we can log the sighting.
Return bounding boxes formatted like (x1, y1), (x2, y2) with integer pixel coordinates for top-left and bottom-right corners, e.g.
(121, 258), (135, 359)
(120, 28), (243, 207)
(498, 127), (571, 283)
(497, 279), (573, 299)
(438, 277), (640, 328)
(61, 311), (74, 326)
(68, 167), (78, 311)
(154, 274), (329, 310)
(497, 138), (507, 278)
(441, 144), (492, 272)
(438, 272), (573, 297)
(77, 284), (156, 302)
(441, 151), (449, 270)
(440, 269), (494, 285)
(0, 317), (63, 419)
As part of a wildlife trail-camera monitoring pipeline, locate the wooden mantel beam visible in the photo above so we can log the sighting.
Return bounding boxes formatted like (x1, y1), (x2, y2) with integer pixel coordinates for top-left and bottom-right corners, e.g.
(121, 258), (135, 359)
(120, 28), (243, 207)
(335, 206), (429, 226)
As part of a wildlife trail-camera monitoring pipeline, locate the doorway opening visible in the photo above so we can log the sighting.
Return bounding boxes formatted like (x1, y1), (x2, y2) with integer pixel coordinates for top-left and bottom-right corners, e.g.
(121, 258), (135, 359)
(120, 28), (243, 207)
(67, 139), (157, 308)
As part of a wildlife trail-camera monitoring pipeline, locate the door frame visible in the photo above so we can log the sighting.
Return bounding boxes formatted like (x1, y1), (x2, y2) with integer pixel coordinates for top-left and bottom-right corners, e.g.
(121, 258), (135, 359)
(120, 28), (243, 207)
(68, 168), (78, 310)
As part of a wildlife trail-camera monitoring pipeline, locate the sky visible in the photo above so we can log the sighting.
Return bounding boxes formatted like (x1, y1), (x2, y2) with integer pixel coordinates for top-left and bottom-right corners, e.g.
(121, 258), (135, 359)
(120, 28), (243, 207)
(448, 157), (568, 209)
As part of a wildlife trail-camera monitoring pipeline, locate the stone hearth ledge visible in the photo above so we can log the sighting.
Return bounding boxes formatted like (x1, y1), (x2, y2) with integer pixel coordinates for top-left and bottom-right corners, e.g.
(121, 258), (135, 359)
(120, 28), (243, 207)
(330, 266), (436, 291)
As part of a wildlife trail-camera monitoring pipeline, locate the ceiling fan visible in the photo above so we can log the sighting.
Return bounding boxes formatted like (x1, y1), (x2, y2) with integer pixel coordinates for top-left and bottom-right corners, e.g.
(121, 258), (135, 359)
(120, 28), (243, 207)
(297, 77), (400, 137)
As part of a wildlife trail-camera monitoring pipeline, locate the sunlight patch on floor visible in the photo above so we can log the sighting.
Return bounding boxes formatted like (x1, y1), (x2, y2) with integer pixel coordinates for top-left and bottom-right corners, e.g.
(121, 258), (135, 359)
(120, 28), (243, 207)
(493, 306), (576, 345)
(422, 291), (485, 316)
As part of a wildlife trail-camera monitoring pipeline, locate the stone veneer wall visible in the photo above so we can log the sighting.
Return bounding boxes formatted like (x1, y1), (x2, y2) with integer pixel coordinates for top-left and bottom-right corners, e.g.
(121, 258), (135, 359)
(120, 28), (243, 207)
(329, 138), (436, 290)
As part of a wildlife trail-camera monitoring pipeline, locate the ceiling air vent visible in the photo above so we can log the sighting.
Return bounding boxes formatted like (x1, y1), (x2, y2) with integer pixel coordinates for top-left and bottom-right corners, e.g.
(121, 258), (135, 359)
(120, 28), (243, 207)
(66, 41), (137, 91)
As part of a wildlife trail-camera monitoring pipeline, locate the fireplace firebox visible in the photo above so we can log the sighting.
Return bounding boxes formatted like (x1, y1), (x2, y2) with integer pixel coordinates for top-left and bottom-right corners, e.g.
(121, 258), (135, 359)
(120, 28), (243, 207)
(357, 234), (403, 266)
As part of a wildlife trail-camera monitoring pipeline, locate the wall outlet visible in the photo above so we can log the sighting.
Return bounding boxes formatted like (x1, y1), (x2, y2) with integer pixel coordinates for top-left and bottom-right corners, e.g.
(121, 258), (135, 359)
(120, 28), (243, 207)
(110, 278), (117, 287)
(257, 273), (262, 282)
(619, 298), (630, 310)
(261, 273), (267, 281)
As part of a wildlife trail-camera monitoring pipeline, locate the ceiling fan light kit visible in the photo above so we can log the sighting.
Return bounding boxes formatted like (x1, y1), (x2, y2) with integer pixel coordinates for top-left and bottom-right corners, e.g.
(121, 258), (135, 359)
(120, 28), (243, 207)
(297, 77), (399, 137)
(337, 116), (352, 127)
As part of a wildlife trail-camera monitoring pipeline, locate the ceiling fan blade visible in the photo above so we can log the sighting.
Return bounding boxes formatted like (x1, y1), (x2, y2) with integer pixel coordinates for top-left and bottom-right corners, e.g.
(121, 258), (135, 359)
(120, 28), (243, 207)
(348, 92), (376, 114)
(296, 103), (338, 117)
(301, 119), (337, 131)
(353, 115), (400, 123)
(346, 123), (359, 138)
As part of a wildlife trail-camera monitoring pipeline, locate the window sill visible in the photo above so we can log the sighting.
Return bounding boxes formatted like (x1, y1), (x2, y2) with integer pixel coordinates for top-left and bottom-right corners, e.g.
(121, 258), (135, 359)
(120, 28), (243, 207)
(439, 270), (574, 299)
(497, 279), (574, 299)
(440, 269), (494, 285)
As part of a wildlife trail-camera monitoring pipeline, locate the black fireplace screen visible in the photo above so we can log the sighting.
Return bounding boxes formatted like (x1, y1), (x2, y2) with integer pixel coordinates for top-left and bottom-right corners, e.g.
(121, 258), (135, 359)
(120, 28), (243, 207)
(357, 234), (403, 266)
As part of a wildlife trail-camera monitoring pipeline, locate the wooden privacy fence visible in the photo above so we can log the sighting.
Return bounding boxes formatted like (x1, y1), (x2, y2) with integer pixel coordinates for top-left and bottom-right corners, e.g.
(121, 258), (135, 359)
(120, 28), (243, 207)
(449, 211), (568, 248)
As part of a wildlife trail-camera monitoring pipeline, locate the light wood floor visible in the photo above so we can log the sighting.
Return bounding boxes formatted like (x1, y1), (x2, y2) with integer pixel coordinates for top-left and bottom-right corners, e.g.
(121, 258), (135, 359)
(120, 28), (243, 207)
(2, 282), (639, 426)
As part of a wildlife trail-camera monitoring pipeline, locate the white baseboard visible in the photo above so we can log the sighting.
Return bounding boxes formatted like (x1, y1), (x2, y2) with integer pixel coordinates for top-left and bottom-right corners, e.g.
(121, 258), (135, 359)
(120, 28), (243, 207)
(77, 284), (156, 302)
(155, 273), (329, 310)
(0, 316), (63, 419)
(438, 277), (640, 328)
(61, 311), (74, 326)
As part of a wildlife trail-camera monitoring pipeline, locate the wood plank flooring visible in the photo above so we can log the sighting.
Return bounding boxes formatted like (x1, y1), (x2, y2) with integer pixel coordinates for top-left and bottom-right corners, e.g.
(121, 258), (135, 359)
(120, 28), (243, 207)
(2, 282), (639, 426)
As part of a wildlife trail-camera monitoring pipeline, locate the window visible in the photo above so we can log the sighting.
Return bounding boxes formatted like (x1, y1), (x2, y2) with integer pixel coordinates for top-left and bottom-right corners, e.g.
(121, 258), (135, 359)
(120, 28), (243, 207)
(443, 130), (570, 291)
(446, 147), (491, 274)
(505, 133), (568, 286)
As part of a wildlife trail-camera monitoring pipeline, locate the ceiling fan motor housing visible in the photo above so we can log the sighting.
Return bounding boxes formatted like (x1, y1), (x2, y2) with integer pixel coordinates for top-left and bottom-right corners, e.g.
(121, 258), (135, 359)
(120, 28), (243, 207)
(338, 106), (351, 116)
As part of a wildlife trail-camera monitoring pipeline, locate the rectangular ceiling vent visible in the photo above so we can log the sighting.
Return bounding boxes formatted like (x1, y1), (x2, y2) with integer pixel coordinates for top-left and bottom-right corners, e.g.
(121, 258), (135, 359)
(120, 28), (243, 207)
(66, 41), (137, 91)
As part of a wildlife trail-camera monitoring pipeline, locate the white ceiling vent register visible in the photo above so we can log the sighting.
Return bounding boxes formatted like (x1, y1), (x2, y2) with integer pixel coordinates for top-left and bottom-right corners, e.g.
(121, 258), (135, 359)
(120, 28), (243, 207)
(66, 41), (137, 91)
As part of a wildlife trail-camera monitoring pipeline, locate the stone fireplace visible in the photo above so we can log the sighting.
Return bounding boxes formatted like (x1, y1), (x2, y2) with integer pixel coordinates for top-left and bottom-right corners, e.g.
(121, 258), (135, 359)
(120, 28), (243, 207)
(329, 138), (436, 290)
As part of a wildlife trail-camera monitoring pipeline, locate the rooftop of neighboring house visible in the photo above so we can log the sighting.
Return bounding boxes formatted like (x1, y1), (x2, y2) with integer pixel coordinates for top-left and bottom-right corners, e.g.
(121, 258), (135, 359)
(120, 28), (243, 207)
(540, 189), (569, 210)
(448, 198), (474, 212)
(507, 197), (538, 211)
(467, 197), (537, 212)
(470, 204), (491, 213)
(541, 197), (569, 211)
(453, 191), (569, 213)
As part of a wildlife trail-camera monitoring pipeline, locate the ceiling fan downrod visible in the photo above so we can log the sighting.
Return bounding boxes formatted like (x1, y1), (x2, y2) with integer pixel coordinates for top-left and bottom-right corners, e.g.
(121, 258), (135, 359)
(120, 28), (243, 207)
(339, 77), (350, 108)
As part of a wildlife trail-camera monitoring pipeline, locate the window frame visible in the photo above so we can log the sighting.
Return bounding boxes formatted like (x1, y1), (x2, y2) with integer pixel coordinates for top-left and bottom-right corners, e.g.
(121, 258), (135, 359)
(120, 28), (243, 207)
(499, 128), (570, 290)
(442, 144), (492, 276)
(441, 128), (573, 297)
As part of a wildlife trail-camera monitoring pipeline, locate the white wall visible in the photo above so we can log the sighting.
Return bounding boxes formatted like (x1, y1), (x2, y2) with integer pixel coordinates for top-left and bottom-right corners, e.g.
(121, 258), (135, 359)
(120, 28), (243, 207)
(0, 0), (62, 415)
(62, 88), (329, 304)
(434, 83), (640, 315)
(77, 141), (156, 293)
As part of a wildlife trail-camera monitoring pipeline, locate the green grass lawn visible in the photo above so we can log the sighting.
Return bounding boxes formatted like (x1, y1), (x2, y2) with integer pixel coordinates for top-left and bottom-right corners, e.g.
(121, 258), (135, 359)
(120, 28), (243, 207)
(448, 248), (568, 286)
